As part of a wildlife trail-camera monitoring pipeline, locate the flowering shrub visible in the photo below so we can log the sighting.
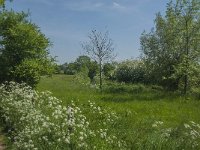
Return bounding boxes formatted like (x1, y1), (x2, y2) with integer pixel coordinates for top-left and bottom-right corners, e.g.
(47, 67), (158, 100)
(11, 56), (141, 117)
(0, 82), (125, 150)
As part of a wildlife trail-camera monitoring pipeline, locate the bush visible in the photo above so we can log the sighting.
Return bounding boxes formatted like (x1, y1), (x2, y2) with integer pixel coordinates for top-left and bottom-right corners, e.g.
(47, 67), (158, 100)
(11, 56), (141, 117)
(13, 59), (55, 87)
(114, 60), (146, 84)
(103, 63), (116, 80)
(74, 67), (91, 86)
(190, 87), (200, 99)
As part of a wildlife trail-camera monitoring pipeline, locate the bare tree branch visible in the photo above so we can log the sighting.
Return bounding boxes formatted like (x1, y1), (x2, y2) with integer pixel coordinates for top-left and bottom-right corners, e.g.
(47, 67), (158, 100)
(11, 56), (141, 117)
(82, 29), (116, 90)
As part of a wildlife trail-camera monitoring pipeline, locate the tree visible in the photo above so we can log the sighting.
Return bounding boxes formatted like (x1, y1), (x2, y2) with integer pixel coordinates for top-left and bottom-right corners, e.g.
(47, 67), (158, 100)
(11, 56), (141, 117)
(75, 55), (91, 72)
(62, 55), (98, 83)
(0, 0), (12, 8)
(140, 0), (200, 94)
(0, 10), (55, 87)
(75, 55), (98, 82)
(82, 30), (115, 90)
(172, 0), (200, 95)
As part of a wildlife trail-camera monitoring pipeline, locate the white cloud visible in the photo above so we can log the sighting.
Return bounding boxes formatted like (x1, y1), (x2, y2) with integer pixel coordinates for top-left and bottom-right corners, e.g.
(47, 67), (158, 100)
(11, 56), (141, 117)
(112, 2), (125, 10)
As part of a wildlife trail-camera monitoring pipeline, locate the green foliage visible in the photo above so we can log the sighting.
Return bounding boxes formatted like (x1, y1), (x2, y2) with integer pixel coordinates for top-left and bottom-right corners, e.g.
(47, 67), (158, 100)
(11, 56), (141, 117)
(63, 62), (78, 75)
(0, 0), (12, 8)
(75, 55), (98, 82)
(190, 87), (200, 99)
(74, 67), (91, 86)
(140, 0), (200, 92)
(88, 62), (99, 83)
(75, 55), (91, 71)
(114, 60), (146, 83)
(13, 59), (55, 87)
(103, 63), (116, 79)
(0, 0), (4, 6)
(0, 10), (55, 87)
(62, 55), (98, 83)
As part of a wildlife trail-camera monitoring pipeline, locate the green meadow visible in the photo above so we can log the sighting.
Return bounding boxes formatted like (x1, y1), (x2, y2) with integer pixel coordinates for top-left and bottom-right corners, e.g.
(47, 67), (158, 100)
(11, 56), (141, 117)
(37, 74), (200, 126)
(35, 74), (200, 149)
(1, 73), (200, 149)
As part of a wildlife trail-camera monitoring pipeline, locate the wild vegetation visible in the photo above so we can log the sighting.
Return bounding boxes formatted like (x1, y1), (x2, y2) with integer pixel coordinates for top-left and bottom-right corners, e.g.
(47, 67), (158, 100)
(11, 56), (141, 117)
(0, 0), (200, 149)
(0, 76), (200, 149)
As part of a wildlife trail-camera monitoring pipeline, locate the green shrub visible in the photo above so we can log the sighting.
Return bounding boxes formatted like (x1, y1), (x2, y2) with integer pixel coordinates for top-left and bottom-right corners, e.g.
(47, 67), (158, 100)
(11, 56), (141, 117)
(74, 67), (91, 86)
(13, 59), (55, 87)
(103, 63), (116, 80)
(190, 87), (200, 99)
(114, 60), (146, 83)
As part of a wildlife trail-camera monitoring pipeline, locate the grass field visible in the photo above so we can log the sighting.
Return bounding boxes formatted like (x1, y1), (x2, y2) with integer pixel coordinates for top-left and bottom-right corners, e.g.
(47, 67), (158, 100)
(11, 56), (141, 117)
(1, 74), (200, 149)
(37, 74), (200, 127)
(36, 74), (200, 149)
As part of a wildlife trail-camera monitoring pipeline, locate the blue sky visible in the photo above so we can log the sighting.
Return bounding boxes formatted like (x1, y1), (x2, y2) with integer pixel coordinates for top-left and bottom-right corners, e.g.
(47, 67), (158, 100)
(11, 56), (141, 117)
(7, 0), (168, 64)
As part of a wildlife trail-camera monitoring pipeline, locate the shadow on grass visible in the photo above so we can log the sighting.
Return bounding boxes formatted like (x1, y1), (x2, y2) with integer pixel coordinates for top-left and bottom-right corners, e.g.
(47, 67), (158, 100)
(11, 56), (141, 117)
(100, 86), (181, 102)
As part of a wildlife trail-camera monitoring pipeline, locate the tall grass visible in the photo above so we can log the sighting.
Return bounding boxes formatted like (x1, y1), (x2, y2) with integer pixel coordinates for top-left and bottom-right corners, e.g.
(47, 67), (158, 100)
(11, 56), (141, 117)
(0, 75), (199, 149)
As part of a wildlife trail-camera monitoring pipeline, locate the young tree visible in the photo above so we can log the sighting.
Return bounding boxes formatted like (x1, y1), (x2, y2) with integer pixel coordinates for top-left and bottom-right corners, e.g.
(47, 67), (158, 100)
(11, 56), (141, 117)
(82, 30), (115, 90)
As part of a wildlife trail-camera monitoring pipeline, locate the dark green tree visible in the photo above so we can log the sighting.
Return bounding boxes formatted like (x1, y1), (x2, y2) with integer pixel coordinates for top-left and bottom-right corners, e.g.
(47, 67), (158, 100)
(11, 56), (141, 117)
(0, 11), (55, 87)
(63, 55), (98, 83)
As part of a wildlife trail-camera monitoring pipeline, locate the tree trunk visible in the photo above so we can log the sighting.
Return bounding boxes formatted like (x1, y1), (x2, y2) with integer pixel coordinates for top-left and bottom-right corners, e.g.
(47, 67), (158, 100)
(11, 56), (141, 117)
(184, 18), (189, 96)
(184, 74), (188, 95)
(99, 60), (102, 91)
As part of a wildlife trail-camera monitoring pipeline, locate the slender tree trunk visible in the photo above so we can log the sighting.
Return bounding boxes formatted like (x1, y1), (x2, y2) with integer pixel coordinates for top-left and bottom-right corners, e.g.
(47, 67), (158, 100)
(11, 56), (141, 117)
(184, 19), (189, 96)
(99, 60), (102, 90)
(184, 74), (188, 95)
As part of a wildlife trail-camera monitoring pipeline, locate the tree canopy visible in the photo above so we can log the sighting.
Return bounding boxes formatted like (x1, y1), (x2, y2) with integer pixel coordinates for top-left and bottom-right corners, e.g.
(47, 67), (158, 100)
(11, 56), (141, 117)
(0, 10), (55, 87)
(140, 0), (200, 93)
